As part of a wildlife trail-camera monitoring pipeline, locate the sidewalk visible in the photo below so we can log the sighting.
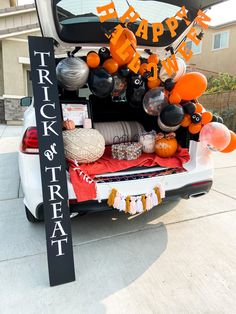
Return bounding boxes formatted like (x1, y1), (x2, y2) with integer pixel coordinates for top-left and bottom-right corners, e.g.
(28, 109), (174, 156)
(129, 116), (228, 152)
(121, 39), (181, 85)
(0, 125), (236, 314)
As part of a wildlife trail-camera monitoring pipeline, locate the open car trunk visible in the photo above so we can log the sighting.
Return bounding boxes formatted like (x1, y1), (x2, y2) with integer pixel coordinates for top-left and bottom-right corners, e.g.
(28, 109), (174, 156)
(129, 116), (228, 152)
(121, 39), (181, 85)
(33, 0), (225, 206)
(91, 95), (186, 180)
(60, 88), (193, 179)
(35, 0), (229, 52)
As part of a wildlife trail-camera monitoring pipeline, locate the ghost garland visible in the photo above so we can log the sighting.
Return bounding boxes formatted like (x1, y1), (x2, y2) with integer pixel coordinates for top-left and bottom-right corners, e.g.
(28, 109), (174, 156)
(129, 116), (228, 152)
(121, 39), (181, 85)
(107, 185), (164, 215)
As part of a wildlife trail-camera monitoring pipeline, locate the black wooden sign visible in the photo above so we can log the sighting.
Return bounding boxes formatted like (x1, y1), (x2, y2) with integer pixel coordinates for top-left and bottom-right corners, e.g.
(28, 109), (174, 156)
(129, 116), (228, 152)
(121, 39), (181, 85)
(28, 36), (75, 286)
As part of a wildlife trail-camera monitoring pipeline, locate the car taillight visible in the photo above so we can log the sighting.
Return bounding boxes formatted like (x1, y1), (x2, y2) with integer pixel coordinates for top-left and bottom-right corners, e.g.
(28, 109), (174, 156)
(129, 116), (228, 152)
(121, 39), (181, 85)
(21, 127), (39, 154)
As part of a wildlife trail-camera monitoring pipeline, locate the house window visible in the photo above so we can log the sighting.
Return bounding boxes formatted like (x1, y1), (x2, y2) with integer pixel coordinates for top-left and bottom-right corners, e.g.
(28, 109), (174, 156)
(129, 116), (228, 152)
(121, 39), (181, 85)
(186, 41), (202, 55)
(26, 70), (33, 96)
(213, 31), (229, 50)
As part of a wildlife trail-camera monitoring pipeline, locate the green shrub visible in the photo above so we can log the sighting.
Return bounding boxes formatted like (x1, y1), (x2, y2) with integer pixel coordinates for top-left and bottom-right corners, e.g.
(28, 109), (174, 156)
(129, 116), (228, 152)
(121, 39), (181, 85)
(207, 73), (236, 94)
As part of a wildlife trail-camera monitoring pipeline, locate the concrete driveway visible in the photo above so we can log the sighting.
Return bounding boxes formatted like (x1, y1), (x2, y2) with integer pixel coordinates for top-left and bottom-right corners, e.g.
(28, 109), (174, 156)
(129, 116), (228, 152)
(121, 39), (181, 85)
(0, 125), (236, 314)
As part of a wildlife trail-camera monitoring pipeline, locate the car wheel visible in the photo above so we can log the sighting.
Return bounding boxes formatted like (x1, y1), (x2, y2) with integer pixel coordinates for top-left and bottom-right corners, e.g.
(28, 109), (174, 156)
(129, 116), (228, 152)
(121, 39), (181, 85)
(25, 206), (40, 223)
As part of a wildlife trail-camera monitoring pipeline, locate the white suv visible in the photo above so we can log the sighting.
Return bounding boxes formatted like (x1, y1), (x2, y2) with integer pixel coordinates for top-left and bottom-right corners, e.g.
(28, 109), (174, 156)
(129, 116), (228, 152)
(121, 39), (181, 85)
(19, 0), (224, 222)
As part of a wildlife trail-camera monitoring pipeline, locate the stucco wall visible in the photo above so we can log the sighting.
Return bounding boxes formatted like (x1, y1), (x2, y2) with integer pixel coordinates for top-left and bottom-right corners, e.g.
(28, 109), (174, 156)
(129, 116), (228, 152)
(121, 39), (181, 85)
(2, 39), (28, 97)
(1, 33), (40, 122)
(1, 38), (29, 122)
(0, 0), (10, 9)
(188, 25), (236, 75)
(0, 44), (4, 96)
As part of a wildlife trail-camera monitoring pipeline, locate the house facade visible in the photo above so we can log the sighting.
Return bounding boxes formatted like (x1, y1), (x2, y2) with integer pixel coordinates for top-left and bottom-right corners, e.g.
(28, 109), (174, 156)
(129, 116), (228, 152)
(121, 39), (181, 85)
(0, 1), (40, 123)
(186, 21), (236, 76)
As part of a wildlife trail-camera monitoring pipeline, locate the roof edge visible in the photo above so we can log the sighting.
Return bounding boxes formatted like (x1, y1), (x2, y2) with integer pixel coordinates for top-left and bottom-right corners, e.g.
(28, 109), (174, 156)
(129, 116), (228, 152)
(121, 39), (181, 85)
(210, 20), (236, 29)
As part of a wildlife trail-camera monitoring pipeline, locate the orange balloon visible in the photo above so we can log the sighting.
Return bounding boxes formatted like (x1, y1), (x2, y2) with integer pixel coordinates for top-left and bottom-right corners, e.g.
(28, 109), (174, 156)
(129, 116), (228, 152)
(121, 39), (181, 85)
(139, 63), (148, 76)
(110, 28), (137, 66)
(202, 111), (213, 124)
(147, 79), (161, 89)
(181, 114), (191, 127)
(172, 72), (207, 101)
(103, 58), (119, 74)
(195, 103), (204, 113)
(169, 92), (181, 104)
(148, 54), (159, 64)
(86, 52), (100, 68)
(189, 123), (202, 134)
(221, 131), (236, 153)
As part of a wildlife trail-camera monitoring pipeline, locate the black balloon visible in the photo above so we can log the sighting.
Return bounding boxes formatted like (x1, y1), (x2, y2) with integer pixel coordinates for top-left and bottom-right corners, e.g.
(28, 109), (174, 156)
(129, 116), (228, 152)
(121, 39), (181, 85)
(142, 71), (152, 81)
(98, 47), (111, 63)
(212, 115), (218, 122)
(182, 102), (196, 115)
(212, 114), (224, 123)
(191, 113), (202, 124)
(119, 66), (130, 78)
(217, 116), (224, 124)
(130, 74), (143, 88)
(88, 67), (114, 98)
(160, 104), (185, 127)
(164, 78), (175, 92)
(126, 83), (146, 108)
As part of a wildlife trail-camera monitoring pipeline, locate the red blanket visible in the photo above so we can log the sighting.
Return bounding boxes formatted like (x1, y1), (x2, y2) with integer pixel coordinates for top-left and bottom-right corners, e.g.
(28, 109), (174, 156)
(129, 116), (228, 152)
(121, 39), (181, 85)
(68, 146), (190, 202)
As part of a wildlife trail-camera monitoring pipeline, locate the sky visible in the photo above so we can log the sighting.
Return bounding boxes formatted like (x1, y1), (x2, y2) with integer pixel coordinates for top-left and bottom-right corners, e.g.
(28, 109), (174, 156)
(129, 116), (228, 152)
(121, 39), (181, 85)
(17, 0), (236, 26)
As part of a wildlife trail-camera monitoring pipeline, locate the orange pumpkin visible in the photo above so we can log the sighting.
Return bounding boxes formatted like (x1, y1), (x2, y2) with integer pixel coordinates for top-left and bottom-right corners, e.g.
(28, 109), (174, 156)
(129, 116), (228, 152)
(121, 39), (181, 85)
(63, 119), (75, 130)
(155, 137), (178, 158)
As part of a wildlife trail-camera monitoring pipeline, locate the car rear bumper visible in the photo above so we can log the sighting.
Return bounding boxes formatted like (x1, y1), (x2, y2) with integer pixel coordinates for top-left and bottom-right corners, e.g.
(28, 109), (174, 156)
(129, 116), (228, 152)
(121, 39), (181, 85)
(70, 179), (213, 209)
(18, 141), (214, 219)
(34, 179), (212, 220)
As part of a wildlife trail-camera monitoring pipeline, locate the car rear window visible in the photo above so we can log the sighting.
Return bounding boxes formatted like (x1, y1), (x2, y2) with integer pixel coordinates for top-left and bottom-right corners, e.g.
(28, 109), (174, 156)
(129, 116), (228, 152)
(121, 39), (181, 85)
(53, 0), (197, 47)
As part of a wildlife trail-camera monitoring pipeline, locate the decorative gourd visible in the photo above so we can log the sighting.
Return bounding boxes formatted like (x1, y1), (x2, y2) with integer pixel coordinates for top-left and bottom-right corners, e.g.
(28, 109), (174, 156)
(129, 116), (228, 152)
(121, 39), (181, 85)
(63, 119), (75, 130)
(155, 133), (178, 158)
